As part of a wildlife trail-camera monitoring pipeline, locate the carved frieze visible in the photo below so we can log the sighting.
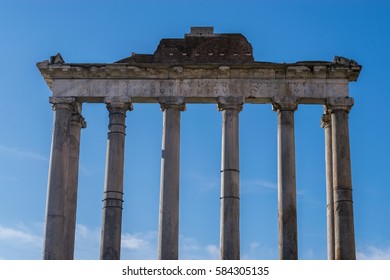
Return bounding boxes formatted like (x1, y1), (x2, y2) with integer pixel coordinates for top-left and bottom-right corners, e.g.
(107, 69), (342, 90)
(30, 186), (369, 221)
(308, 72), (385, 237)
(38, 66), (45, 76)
(51, 78), (349, 104)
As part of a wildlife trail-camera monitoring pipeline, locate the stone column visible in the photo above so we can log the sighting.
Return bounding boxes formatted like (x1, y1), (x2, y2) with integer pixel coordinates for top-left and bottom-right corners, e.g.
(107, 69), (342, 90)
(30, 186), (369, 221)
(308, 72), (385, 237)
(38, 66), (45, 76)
(272, 97), (299, 260)
(321, 108), (335, 260)
(218, 96), (243, 260)
(43, 97), (75, 260)
(63, 104), (86, 260)
(327, 97), (356, 260)
(158, 96), (185, 260)
(100, 97), (132, 260)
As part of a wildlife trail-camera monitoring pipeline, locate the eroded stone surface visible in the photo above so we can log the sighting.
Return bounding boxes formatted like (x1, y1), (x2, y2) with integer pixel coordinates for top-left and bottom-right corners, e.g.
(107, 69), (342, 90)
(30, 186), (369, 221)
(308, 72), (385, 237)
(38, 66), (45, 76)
(117, 26), (254, 64)
(37, 27), (361, 104)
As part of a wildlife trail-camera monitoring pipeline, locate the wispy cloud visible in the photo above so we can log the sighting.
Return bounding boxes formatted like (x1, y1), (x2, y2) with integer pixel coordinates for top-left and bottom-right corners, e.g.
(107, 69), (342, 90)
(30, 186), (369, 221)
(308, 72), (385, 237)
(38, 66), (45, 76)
(76, 224), (100, 240)
(357, 245), (390, 260)
(0, 224), (43, 259)
(241, 178), (277, 193)
(187, 174), (278, 194)
(241, 241), (278, 260)
(122, 233), (150, 250)
(121, 231), (157, 259)
(119, 231), (221, 260)
(0, 144), (48, 162)
(242, 178), (312, 198)
(74, 224), (159, 259)
(206, 244), (219, 259)
(302, 248), (315, 259)
(180, 236), (219, 260)
(0, 225), (42, 246)
(0, 223), (282, 260)
(73, 224), (101, 259)
(186, 172), (219, 191)
(249, 241), (261, 251)
(78, 164), (95, 176)
(0, 223), (217, 260)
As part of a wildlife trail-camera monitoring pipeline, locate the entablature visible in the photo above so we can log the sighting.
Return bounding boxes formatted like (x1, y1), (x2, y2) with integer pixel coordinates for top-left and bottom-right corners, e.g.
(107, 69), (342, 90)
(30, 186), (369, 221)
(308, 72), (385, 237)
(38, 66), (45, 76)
(37, 59), (361, 89)
(37, 28), (361, 105)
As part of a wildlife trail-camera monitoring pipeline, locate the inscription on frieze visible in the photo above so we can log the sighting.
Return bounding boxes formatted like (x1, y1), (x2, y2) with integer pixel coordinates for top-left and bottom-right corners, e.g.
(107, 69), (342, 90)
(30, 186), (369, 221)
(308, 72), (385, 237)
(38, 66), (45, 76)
(53, 78), (349, 103)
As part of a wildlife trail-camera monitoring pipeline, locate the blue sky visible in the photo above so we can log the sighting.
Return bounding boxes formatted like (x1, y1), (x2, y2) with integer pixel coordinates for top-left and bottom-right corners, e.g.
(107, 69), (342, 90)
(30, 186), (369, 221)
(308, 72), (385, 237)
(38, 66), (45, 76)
(0, 0), (389, 260)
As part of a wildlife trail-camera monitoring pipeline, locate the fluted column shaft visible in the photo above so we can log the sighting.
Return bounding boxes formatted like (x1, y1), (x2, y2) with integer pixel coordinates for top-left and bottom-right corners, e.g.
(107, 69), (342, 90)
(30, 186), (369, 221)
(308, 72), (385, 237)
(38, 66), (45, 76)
(327, 97), (356, 260)
(158, 96), (185, 260)
(43, 97), (75, 260)
(218, 96), (243, 260)
(100, 97), (132, 260)
(321, 109), (335, 260)
(63, 104), (86, 260)
(272, 97), (299, 260)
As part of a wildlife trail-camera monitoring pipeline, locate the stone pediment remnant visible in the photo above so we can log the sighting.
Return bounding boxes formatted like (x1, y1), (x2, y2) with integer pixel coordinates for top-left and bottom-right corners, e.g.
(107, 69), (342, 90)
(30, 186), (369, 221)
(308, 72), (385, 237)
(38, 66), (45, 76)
(116, 27), (254, 64)
(333, 56), (359, 66)
(50, 53), (64, 64)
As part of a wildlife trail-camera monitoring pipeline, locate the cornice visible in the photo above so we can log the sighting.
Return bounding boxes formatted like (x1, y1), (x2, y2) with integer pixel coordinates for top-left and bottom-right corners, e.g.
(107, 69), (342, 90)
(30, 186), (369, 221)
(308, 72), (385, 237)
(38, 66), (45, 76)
(37, 58), (361, 90)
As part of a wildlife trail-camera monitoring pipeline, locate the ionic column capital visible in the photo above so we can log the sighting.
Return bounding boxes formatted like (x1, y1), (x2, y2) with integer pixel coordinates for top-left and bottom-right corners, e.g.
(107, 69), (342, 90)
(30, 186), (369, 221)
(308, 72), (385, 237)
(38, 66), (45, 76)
(159, 96), (186, 111)
(49, 96), (76, 110)
(321, 113), (331, 128)
(272, 97), (299, 112)
(104, 97), (133, 111)
(71, 113), (87, 129)
(70, 103), (87, 129)
(217, 96), (244, 111)
(326, 97), (354, 113)
(49, 96), (76, 104)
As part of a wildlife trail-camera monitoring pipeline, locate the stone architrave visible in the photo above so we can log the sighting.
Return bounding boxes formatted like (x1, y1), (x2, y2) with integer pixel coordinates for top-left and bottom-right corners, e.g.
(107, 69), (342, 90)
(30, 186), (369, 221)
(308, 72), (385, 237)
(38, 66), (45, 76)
(43, 97), (75, 260)
(100, 97), (132, 260)
(327, 97), (356, 260)
(218, 96), (243, 260)
(321, 109), (335, 260)
(272, 96), (299, 260)
(158, 96), (185, 260)
(63, 104), (86, 260)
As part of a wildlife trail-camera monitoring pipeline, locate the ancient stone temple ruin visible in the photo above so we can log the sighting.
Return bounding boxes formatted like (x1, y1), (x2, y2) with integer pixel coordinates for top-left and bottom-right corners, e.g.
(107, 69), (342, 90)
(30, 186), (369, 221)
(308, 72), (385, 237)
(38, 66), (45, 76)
(37, 27), (362, 260)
